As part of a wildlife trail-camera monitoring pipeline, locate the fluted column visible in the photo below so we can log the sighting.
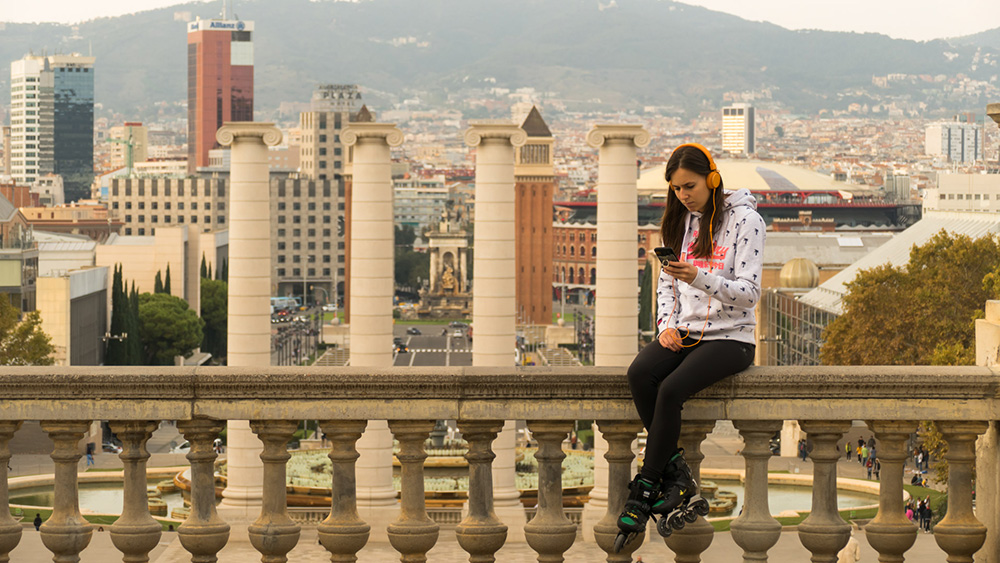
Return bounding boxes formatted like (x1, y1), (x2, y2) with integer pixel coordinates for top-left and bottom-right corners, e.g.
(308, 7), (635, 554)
(797, 420), (851, 563)
(731, 420), (783, 562)
(864, 421), (918, 562)
(342, 122), (404, 539)
(216, 122), (283, 518)
(108, 421), (161, 563)
(176, 418), (229, 563)
(593, 420), (644, 562)
(976, 421), (1000, 563)
(0, 421), (22, 563)
(465, 121), (529, 541)
(524, 421), (576, 562)
(317, 420), (370, 562)
(39, 421), (93, 563)
(935, 421), (989, 563)
(664, 421), (715, 563)
(455, 420), (507, 562)
(248, 420), (301, 563)
(585, 124), (649, 541)
(387, 420), (439, 562)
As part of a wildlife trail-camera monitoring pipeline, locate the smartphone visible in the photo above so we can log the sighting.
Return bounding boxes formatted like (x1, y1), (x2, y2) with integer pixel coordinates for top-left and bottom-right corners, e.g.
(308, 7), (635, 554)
(653, 247), (679, 264)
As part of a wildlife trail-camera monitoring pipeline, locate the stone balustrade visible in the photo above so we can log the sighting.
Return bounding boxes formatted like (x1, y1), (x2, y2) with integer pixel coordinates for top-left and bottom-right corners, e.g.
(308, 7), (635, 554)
(0, 364), (997, 562)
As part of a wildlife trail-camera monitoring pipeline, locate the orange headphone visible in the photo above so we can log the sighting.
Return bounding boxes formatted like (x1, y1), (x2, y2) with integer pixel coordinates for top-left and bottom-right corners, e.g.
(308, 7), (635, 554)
(672, 143), (721, 189)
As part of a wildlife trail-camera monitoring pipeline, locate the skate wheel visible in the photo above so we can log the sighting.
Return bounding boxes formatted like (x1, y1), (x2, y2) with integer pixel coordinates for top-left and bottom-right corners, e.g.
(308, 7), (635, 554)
(691, 498), (710, 517)
(683, 509), (699, 523)
(656, 516), (673, 538)
(613, 533), (628, 553)
(669, 512), (686, 531)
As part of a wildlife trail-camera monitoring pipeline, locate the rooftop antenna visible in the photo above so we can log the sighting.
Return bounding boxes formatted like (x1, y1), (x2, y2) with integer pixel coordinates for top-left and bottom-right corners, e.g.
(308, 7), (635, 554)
(221, 0), (228, 20)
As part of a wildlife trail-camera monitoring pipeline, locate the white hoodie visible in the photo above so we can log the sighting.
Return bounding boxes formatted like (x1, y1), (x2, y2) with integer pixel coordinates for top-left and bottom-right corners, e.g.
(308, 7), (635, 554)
(656, 188), (765, 345)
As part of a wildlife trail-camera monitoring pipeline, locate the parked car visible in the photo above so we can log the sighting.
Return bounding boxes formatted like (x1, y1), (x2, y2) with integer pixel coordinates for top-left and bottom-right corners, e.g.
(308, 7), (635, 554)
(102, 442), (122, 454)
(448, 321), (469, 328)
(406, 327), (422, 335)
(323, 304), (338, 312)
(170, 441), (191, 455)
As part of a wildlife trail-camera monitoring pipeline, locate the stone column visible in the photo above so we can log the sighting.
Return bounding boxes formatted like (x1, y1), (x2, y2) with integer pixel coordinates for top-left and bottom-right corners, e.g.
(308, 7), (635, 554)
(177, 418), (230, 563)
(108, 421), (161, 563)
(317, 420), (370, 562)
(0, 421), (22, 563)
(248, 420), (301, 563)
(216, 122), (283, 522)
(524, 420), (577, 562)
(387, 420), (439, 562)
(455, 420), (508, 562)
(664, 421), (715, 562)
(973, 298), (1000, 563)
(464, 121), (529, 540)
(593, 420), (644, 562)
(583, 124), (650, 540)
(40, 421), (93, 563)
(935, 421), (989, 563)
(797, 420), (851, 563)
(865, 421), (918, 562)
(731, 420), (783, 561)
(341, 122), (404, 540)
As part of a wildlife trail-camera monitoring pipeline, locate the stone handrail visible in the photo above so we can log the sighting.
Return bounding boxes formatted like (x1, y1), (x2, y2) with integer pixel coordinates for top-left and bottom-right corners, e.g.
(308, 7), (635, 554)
(0, 365), (995, 562)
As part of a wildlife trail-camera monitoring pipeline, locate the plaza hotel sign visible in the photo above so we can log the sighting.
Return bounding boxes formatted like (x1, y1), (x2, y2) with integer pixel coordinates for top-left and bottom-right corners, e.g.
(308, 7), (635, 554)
(187, 19), (255, 33)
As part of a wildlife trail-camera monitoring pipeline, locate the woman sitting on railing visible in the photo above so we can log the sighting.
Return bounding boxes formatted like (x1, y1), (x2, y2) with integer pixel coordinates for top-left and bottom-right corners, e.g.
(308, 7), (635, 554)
(615, 143), (765, 549)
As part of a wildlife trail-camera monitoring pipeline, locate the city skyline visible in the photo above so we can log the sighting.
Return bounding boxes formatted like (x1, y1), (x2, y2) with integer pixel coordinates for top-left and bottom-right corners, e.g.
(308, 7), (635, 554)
(2, 0), (998, 42)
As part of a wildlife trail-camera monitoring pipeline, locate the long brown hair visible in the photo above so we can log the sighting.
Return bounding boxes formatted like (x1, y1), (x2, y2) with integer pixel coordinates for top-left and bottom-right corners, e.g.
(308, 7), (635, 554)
(659, 146), (725, 259)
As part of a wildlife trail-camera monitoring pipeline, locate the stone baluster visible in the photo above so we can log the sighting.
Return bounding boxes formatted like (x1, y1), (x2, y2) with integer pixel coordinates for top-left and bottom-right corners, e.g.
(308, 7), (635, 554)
(176, 418), (229, 563)
(39, 421), (93, 563)
(593, 420), (644, 562)
(317, 420), (370, 563)
(797, 420), (851, 563)
(108, 421), (161, 563)
(864, 421), (918, 562)
(455, 420), (507, 563)
(387, 420), (439, 562)
(248, 420), (301, 563)
(664, 421), (716, 563)
(934, 421), (989, 563)
(731, 420), (783, 562)
(524, 420), (577, 562)
(0, 421), (22, 563)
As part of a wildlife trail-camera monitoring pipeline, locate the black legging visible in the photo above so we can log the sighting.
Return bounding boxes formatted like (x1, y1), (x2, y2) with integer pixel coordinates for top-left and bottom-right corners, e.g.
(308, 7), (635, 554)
(627, 337), (755, 481)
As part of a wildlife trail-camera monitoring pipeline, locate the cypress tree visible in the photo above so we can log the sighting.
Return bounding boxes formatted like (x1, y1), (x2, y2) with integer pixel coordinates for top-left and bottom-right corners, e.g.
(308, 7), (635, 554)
(128, 283), (142, 364)
(106, 264), (127, 365)
(200, 254), (208, 279)
(164, 264), (172, 295)
(638, 259), (654, 332)
(219, 259), (228, 282)
(154, 271), (164, 294)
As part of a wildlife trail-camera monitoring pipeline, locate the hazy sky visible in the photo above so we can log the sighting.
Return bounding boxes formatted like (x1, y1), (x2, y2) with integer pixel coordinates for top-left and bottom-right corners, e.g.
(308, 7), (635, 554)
(2, 0), (998, 42)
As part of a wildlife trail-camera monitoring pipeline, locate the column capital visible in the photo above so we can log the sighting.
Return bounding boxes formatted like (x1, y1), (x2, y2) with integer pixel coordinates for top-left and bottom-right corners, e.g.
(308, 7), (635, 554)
(216, 122), (283, 147)
(464, 121), (527, 148)
(341, 122), (404, 148)
(988, 103), (1000, 127)
(586, 123), (650, 149)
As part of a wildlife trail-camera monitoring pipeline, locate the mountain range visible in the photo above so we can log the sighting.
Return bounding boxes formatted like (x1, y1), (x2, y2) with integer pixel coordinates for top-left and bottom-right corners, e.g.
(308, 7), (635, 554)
(1, 0), (999, 119)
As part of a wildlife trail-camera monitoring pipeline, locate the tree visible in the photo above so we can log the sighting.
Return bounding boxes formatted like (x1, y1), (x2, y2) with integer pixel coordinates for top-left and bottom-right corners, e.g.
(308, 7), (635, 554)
(106, 265), (129, 365)
(394, 225), (429, 289)
(127, 283), (143, 365)
(154, 271), (164, 294)
(164, 264), (172, 295)
(820, 231), (1000, 483)
(138, 293), (204, 365)
(201, 278), (228, 362)
(0, 293), (54, 365)
(200, 254), (208, 279)
(217, 259), (228, 282)
(638, 258), (657, 333)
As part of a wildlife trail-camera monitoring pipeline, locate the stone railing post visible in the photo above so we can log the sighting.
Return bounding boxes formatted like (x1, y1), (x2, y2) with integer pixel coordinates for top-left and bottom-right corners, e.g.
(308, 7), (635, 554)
(317, 420), (370, 562)
(797, 420), (851, 563)
(342, 122), (405, 539)
(584, 123), (649, 545)
(455, 420), (507, 562)
(39, 421), (93, 563)
(731, 420), (783, 561)
(664, 420), (715, 563)
(216, 122), (283, 522)
(0, 421), (22, 563)
(935, 421), (989, 563)
(248, 420), (301, 563)
(465, 122), (530, 541)
(176, 418), (229, 563)
(108, 421), (161, 563)
(593, 420), (644, 561)
(524, 420), (577, 562)
(865, 421), (918, 562)
(387, 420), (439, 562)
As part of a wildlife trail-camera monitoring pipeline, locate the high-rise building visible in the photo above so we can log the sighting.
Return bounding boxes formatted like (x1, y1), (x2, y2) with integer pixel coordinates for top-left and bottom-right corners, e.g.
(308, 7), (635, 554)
(186, 18), (254, 173)
(925, 122), (983, 163)
(514, 106), (554, 325)
(299, 85), (360, 180)
(721, 103), (755, 155)
(10, 54), (95, 203)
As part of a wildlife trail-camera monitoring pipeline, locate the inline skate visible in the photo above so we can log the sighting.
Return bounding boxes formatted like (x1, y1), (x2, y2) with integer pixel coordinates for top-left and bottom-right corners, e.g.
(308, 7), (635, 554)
(612, 474), (663, 552)
(654, 449), (710, 538)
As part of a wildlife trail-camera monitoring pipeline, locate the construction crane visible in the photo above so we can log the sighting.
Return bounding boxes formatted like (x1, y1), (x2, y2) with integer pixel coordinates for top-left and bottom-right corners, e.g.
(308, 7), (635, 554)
(109, 134), (135, 177)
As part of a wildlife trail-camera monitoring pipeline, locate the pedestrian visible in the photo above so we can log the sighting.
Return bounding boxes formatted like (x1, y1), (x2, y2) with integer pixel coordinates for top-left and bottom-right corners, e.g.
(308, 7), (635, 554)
(874, 458), (881, 480)
(845, 441), (851, 461)
(614, 144), (764, 544)
(866, 457), (873, 479)
(861, 444), (869, 466)
(86, 451), (94, 466)
(33, 513), (42, 531)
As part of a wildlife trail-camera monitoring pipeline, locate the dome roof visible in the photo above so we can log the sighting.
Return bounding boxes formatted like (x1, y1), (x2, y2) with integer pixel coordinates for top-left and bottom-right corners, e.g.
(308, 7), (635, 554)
(779, 258), (820, 289)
